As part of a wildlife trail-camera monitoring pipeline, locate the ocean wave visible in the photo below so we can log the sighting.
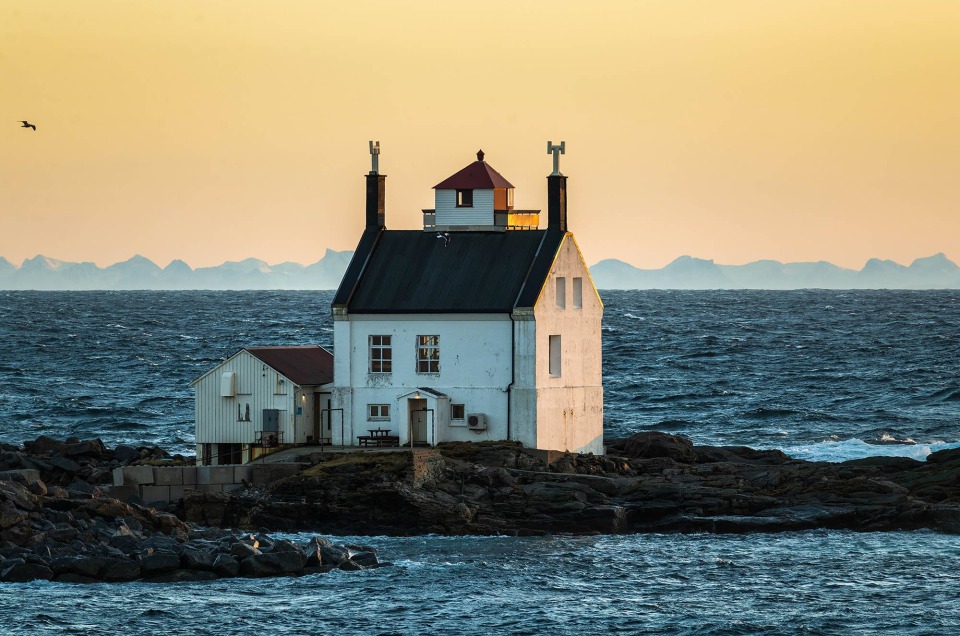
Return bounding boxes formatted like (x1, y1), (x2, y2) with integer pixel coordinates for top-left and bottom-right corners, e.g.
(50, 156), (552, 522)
(776, 438), (960, 463)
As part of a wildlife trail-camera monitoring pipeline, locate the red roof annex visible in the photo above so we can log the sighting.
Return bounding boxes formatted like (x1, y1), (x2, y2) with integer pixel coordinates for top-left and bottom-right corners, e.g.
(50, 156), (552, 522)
(433, 151), (514, 190)
(244, 346), (333, 386)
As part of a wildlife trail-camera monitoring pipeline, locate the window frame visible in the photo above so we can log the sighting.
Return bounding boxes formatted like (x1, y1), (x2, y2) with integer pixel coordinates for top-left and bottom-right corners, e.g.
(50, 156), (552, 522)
(369, 335), (393, 373)
(549, 334), (562, 377)
(416, 335), (440, 374)
(456, 189), (474, 208)
(573, 277), (583, 309)
(556, 276), (566, 309)
(451, 404), (465, 420)
(367, 404), (391, 421)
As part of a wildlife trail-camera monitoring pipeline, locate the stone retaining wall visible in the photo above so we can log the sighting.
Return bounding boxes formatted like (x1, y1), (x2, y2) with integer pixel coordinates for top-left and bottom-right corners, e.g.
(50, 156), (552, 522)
(110, 464), (303, 504)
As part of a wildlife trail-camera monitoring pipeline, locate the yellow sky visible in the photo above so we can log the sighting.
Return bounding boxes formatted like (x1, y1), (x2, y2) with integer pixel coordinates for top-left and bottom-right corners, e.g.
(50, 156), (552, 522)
(3, 0), (959, 269)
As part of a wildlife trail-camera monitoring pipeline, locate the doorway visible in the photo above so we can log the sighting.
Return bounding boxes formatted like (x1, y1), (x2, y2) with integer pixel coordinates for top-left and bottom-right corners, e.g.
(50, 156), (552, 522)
(409, 398), (428, 445)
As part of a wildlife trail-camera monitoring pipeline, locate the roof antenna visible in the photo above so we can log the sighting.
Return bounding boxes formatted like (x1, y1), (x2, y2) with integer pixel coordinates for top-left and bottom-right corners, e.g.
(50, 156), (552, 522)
(547, 141), (565, 176)
(369, 140), (380, 175)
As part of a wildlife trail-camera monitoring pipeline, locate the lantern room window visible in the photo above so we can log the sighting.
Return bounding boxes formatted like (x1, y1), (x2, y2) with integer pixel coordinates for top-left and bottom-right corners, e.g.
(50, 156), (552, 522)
(456, 189), (474, 207)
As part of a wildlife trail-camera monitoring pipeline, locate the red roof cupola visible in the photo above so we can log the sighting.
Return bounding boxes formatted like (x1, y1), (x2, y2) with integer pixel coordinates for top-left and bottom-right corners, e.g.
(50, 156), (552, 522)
(433, 150), (515, 190)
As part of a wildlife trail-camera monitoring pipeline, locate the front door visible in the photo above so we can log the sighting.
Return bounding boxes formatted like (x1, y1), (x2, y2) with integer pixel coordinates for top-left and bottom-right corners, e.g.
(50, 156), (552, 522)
(409, 399), (428, 445)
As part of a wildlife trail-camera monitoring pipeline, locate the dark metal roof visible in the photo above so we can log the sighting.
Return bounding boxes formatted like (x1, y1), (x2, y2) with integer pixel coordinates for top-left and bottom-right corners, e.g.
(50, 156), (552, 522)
(244, 346), (334, 386)
(332, 228), (382, 307)
(334, 229), (564, 313)
(433, 159), (514, 190)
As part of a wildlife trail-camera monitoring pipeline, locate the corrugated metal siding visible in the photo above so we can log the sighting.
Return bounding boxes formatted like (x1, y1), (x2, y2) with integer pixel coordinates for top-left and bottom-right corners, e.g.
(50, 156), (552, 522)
(195, 350), (295, 445)
(436, 189), (494, 226)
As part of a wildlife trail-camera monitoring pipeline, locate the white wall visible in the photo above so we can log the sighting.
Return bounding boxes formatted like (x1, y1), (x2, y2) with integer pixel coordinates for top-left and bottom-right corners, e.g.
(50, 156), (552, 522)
(529, 234), (605, 454)
(333, 314), (512, 446)
(435, 189), (494, 226)
(194, 350), (328, 457)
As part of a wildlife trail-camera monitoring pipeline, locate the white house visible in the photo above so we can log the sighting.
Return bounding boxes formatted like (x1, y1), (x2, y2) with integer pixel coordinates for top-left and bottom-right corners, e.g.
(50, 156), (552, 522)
(191, 346), (334, 465)
(330, 146), (604, 454)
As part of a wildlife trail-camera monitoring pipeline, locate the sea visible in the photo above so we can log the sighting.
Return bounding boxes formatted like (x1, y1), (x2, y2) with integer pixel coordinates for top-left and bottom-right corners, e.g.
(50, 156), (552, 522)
(0, 289), (958, 635)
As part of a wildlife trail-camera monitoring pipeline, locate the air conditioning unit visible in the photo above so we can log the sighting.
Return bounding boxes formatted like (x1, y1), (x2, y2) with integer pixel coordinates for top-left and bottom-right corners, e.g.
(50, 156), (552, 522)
(467, 413), (487, 431)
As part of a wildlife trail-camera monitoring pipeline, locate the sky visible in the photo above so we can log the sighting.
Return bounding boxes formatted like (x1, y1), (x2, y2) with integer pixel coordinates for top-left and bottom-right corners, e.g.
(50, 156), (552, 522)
(3, 0), (959, 270)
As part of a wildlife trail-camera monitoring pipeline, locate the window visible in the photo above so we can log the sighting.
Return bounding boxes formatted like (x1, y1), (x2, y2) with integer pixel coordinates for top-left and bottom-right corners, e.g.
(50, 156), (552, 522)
(573, 277), (583, 308)
(451, 404), (465, 420)
(456, 189), (474, 207)
(417, 335), (440, 373)
(368, 404), (391, 420)
(369, 335), (392, 373)
(556, 277), (566, 309)
(549, 335), (562, 376)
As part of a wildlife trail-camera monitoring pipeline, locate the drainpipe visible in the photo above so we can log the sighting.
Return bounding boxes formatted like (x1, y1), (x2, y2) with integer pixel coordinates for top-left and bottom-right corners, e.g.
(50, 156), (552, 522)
(507, 314), (515, 442)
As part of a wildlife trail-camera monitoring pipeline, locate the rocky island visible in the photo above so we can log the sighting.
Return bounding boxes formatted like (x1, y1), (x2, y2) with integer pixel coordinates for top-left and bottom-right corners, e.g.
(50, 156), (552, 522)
(2, 432), (959, 582)
(193, 433), (960, 536)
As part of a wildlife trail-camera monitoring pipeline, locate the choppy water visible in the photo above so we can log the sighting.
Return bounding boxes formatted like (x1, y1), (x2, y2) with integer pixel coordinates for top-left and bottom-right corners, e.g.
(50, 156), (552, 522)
(1, 290), (959, 633)
(2, 531), (959, 635)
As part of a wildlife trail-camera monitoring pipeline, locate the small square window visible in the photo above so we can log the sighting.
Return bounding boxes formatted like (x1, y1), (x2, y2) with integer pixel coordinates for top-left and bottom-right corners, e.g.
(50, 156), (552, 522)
(451, 404), (465, 420)
(368, 404), (391, 420)
(456, 189), (474, 207)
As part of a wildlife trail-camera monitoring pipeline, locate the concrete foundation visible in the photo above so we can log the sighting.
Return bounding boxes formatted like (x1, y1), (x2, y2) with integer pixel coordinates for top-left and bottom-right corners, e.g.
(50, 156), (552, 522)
(109, 463), (305, 504)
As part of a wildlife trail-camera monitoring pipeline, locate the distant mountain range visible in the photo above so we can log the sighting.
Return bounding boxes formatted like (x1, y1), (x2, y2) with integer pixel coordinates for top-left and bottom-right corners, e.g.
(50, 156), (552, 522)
(1, 252), (958, 290)
(591, 253), (960, 290)
(0, 250), (353, 290)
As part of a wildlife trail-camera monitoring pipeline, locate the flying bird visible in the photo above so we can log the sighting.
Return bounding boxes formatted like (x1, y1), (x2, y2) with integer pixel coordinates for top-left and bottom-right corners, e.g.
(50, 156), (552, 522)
(436, 232), (450, 247)
(19, 121), (36, 131)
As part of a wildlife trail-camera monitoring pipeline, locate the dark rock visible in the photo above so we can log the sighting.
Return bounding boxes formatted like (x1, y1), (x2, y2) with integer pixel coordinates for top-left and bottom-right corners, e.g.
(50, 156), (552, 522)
(0, 503), (27, 530)
(350, 550), (379, 568)
(23, 436), (66, 456)
(318, 544), (350, 566)
(63, 439), (108, 459)
(1, 561), (54, 582)
(181, 547), (216, 570)
(67, 480), (99, 496)
(109, 535), (143, 555)
(47, 456), (82, 473)
(230, 542), (261, 560)
(239, 553), (285, 577)
(114, 446), (140, 464)
(140, 551), (181, 576)
(621, 432), (698, 463)
(143, 569), (219, 583)
(103, 559), (141, 582)
(212, 554), (240, 577)
(338, 559), (365, 571)
(55, 573), (100, 584)
(50, 555), (108, 578)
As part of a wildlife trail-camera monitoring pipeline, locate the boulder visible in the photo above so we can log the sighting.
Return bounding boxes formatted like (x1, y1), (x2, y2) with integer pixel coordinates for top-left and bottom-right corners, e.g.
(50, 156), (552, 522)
(103, 559), (141, 582)
(1, 561), (54, 582)
(140, 551), (181, 576)
(180, 547), (216, 570)
(621, 432), (697, 463)
(349, 550), (379, 568)
(212, 554), (240, 577)
(239, 553), (285, 578)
